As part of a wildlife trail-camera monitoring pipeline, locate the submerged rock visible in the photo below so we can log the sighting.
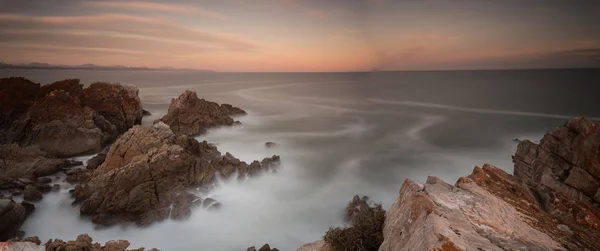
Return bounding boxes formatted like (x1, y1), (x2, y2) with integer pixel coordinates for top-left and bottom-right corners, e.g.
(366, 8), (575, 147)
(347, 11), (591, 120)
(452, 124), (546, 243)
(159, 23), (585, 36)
(0, 77), (144, 157)
(265, 142), (277, 148)
(156, 90), (246, 136)
(23, 185), (43, 201)
(74, 122), (280, 226)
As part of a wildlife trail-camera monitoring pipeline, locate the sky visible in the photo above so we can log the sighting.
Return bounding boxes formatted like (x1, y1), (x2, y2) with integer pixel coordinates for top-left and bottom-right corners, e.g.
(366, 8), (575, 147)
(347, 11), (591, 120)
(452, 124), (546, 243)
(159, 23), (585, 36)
(0, 0), (599, 72)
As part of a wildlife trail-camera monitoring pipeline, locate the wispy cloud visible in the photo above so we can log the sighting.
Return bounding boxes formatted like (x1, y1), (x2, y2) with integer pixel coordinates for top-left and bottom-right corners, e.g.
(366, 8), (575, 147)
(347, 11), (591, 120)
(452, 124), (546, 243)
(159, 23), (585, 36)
(82, 1), (231, 21)
(0, 13), (258, 51)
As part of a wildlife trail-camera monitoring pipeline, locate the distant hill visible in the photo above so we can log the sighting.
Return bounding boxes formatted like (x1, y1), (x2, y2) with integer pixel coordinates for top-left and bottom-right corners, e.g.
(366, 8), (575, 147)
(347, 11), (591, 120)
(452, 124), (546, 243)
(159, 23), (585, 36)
(0, 62), (212, 72)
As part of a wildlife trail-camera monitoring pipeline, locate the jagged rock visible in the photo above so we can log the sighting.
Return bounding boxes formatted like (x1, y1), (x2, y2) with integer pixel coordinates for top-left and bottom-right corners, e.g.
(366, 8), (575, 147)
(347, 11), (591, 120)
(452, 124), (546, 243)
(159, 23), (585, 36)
(0, 199), (26, 241)
(513, 116), (600, 228)
(23, 185), (43, 201)
(156, 90), (246, 136)
(0, 77), (143, 157)
(82, 82), (143, 133)
(74, 122), (280, 226)
(378, 164), (600, 251)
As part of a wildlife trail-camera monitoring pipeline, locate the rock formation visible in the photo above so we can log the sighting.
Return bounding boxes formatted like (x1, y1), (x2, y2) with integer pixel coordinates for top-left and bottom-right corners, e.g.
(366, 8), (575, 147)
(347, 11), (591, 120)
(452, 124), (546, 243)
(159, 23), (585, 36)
(0, 199), (27, 241)
(0, 77), (143, 157)
(0, 143), (81, 198)
(156, 90), (246, 136)
(73, 122), (280, 226)
(6, 233), (158, 251)
(377, 117), (600, 250)
(298, 117), (600, 251)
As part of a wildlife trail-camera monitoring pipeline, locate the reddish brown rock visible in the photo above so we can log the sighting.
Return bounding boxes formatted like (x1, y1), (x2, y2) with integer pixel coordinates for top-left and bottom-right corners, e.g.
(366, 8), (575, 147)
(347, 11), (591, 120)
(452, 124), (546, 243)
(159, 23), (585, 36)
(74, 122), (280, 226)
(83, 82), (143, 133)
(0, 77), (143, 158)
(156, 90), (246, 136)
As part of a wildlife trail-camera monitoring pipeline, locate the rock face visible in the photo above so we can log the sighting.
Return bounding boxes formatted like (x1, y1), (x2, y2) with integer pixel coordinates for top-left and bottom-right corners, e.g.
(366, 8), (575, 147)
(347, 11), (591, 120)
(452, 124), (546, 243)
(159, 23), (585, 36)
(0, 143), (82, 198)
(156, 90), (246, 136)
(0, 199), (26, 241)
(74, 122), (280, 226)
(514, 116), (600, 206)
(0, 77), (143, 157)
(378, 117), (600, 251)
(297, 117), (600, 251)
(7, 233), (158, 251)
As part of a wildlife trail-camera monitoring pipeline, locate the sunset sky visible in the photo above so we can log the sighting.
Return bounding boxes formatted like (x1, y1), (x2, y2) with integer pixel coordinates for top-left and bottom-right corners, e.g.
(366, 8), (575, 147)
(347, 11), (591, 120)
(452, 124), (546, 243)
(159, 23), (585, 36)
(0, 0), (599, 72)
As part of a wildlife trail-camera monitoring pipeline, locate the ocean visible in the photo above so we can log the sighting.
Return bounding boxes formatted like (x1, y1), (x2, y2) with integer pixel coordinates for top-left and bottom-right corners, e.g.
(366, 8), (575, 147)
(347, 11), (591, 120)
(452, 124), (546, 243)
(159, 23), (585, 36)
(2, 68), (600, 250)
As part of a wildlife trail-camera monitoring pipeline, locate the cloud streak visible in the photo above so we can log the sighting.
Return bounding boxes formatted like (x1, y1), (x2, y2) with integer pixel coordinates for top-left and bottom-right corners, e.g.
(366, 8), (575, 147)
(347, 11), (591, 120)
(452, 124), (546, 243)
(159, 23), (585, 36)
(82, 1), (231, 20)
(0, 13), (258, 51)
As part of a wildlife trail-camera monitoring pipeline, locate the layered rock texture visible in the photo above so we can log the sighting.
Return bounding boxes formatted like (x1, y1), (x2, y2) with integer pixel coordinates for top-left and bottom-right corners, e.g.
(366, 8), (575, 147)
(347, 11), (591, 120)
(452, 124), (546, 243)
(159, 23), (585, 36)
(6, 234), (158, 251)
(298, 117), (600, 251)
(378, 117), (600, 251)
(0, 77), (143, 157)
(73, 122), (280, 226)
(156, 90), (246, 136)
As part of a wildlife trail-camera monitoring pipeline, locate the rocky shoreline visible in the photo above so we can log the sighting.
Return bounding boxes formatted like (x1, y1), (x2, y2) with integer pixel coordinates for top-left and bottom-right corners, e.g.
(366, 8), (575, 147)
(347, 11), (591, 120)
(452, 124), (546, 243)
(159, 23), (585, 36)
(2, 76), (600, 250)
(298, 116), (600, 251)
(0, 77), (280, 250)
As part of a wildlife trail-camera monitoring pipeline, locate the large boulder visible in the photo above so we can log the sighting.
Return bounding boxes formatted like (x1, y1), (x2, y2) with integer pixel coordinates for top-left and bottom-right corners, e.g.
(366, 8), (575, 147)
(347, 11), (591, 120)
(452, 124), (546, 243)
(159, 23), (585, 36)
(0, 199), (26, 241)
(74, 122), (280, 226)
(156, 90), (246, 136)
(0, 78), (143, 157)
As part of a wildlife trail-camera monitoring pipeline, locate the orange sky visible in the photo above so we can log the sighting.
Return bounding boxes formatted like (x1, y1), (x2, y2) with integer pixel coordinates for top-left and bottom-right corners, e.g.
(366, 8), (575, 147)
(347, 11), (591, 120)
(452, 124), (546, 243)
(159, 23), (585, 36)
(0, 0), (599, 71)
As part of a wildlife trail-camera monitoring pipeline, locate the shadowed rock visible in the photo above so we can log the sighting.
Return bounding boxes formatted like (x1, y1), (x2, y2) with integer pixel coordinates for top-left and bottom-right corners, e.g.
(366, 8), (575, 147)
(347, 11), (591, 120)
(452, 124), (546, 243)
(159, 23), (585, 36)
(0, 77), (143, 157)
(0, 199), (26, 241)
(156, 90), (246, 136)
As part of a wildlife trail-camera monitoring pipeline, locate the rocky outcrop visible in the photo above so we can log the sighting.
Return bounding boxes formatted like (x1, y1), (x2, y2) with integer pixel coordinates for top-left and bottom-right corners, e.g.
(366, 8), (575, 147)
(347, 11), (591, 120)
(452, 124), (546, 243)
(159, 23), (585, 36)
(0, 77), (143, 157)
(156, 90), (246, 136)
(7, 233), (159, 251)
(82, 82), (143, 133)
(514, 116), (600, 206)
(378, 117), (600, 251)
(0, 199), (27, 241)
(297, 117), (600, 251)
(0, 143), (82, 198)
(73, 122), (280, 226)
